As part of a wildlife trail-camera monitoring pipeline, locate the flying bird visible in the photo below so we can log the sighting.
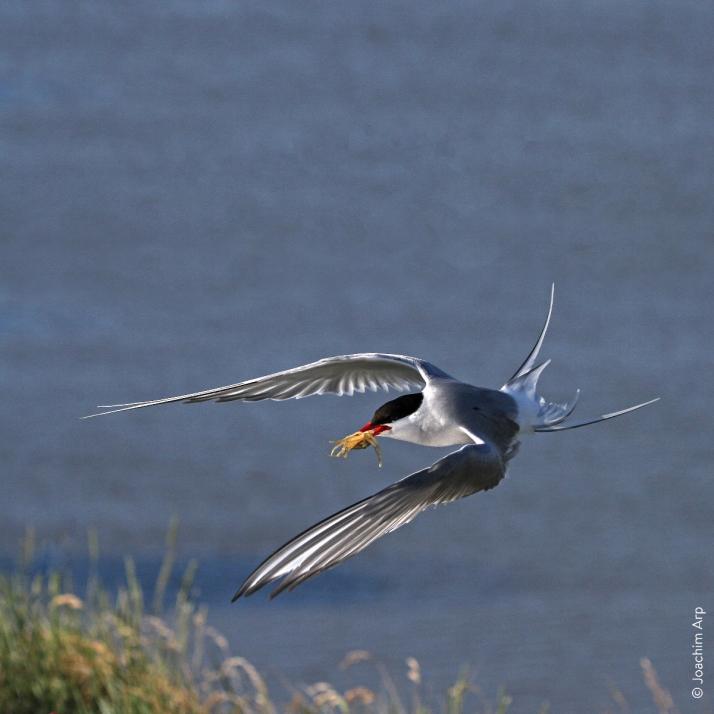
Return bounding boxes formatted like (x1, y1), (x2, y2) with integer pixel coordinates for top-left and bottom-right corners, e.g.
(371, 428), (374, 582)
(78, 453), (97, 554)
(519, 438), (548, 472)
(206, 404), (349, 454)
(85, 287), (658, 599)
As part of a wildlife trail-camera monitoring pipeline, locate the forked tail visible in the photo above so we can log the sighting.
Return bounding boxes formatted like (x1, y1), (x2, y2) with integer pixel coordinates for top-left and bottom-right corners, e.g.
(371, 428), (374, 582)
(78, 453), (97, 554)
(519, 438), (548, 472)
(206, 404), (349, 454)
(500, 285), (659, 432)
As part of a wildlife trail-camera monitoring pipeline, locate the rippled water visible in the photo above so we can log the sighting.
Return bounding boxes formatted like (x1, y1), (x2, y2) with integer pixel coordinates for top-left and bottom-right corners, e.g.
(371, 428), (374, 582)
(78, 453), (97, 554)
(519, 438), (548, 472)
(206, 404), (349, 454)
(2, 2), (713, 711)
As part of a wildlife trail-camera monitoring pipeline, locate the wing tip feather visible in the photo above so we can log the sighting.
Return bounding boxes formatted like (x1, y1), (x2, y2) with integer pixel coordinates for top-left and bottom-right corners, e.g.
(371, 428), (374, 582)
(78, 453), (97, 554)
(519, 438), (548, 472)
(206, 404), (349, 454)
(231, 579), (262, 602)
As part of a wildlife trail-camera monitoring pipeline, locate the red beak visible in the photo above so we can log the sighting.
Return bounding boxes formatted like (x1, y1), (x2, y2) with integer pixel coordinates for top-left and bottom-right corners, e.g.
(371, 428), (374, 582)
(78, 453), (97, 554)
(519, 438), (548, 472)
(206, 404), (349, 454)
(359, 422), (390, 435)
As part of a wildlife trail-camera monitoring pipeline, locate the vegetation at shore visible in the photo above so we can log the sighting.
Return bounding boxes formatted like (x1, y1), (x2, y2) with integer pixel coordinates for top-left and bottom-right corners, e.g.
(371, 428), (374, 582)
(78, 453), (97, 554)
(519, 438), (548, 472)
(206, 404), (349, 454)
(0, 525), (680, 714)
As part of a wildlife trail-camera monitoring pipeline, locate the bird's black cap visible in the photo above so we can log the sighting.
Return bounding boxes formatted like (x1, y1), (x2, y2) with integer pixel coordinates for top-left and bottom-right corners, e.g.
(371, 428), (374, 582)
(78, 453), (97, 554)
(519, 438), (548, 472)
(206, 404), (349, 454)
(371, 392), (424, 425)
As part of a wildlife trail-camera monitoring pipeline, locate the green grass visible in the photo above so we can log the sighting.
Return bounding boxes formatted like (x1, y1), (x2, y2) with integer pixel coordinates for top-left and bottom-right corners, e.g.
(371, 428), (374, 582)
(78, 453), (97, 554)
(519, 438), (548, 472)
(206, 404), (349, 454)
(0, 525), (680, 714)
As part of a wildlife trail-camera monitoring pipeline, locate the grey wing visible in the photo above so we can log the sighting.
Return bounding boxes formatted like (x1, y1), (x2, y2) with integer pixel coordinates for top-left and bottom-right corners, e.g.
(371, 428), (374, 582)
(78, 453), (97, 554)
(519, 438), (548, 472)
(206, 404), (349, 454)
(232, 442), (506, 600)
(84, 353), (452, 418)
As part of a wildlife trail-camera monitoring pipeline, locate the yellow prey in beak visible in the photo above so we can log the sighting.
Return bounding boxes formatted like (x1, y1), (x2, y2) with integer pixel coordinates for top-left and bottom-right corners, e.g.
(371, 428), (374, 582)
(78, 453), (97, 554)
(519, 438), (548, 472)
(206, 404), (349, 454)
(330, 426), (386, 468)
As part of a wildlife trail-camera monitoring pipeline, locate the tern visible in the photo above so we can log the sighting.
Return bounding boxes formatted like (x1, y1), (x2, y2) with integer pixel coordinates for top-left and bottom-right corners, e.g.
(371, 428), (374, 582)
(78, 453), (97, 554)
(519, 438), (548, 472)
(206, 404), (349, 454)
(85, 287), (658, 599)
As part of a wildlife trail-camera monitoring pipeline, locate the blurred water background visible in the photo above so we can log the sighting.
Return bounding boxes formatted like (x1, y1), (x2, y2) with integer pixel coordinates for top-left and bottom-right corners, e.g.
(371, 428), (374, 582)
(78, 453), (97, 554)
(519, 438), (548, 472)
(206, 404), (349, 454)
(2, 1), (713, 711)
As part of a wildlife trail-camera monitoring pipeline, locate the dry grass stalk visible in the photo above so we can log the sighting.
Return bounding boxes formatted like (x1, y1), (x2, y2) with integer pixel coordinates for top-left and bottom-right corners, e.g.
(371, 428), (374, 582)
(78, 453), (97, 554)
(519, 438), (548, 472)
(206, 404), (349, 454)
(640, 658), (679, 714)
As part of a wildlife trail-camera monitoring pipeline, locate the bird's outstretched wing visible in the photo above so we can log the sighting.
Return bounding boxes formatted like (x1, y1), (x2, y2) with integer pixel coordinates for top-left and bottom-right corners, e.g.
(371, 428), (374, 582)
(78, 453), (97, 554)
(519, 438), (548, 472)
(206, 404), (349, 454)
(233, 442), (506, 600)
(84, 353), (451, 418)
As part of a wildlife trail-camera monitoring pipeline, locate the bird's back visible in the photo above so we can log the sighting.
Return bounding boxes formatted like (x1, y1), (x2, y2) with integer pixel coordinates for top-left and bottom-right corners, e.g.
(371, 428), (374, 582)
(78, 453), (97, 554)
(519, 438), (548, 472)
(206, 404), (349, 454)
(419, 379), (520, 454)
